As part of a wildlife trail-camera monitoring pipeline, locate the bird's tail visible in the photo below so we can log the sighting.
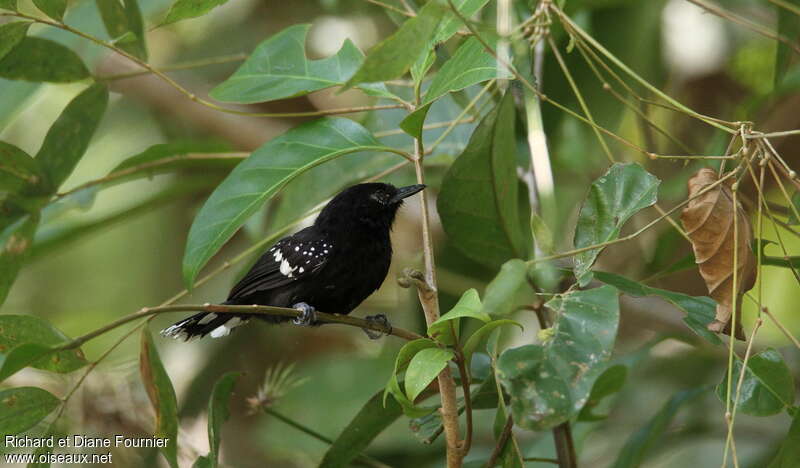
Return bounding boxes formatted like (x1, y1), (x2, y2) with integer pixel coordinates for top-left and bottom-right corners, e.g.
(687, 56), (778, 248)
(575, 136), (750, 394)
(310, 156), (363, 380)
(160, 302), (250, 341)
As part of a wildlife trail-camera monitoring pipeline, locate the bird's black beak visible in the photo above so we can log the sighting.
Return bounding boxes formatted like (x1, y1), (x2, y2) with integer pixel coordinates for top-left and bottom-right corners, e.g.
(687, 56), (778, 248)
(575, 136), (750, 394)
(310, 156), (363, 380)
(390, 184), (426, 204)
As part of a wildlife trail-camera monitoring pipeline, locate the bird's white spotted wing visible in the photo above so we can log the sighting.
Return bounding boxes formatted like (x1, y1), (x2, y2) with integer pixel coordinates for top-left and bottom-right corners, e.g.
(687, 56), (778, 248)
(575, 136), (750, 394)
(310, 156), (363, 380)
(228, 227), (333, 300)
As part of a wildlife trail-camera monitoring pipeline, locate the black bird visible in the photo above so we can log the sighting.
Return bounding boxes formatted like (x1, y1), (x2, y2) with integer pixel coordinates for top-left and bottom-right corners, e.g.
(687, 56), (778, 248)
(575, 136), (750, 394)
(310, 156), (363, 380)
(161, 182), (425, 341)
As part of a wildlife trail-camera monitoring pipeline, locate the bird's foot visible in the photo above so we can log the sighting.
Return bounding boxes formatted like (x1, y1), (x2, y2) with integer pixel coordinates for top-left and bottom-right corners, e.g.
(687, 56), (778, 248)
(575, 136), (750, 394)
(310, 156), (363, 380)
(292, 302), (317, 326)
(363, 314), (392, 340)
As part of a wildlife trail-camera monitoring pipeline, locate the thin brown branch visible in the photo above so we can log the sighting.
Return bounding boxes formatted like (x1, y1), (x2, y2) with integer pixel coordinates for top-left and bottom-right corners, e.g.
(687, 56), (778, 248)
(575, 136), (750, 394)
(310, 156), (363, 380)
(95, 53), (247, 81)
(484, 415), (514, 468)
(455, 352), (473, 456)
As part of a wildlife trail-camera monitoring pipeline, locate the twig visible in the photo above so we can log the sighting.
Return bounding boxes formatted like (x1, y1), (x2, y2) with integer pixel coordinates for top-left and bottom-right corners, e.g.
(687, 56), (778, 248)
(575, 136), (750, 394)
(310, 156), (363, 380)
(455, 352), (473, 456)
(686, 0), (800, 56)
(411, 60), (462, 468)
(484, 415), (514, 468)
(0, 12), (412, 113)
(55, 303), (421, 351)
(95, 53), (247, 81)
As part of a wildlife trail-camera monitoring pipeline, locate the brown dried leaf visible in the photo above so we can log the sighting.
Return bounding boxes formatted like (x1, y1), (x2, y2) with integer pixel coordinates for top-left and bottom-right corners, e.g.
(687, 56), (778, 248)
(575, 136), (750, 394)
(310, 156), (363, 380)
(680, 168), (755, 340)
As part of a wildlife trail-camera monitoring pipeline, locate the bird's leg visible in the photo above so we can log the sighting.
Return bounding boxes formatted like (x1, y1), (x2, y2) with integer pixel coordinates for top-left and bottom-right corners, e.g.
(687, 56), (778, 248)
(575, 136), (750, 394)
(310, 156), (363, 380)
(292, 302), (317, 326)
(363, 314), (392, 340)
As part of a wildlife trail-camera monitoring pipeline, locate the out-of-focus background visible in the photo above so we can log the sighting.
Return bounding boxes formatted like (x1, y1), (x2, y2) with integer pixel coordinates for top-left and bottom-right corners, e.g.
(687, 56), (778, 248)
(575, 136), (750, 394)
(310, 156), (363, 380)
(2, 0), (799, 466)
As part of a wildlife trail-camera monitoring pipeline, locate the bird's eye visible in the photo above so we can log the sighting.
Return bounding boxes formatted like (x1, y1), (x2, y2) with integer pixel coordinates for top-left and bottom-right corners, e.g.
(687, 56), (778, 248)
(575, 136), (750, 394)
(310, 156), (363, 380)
(371, 192), (390, 204)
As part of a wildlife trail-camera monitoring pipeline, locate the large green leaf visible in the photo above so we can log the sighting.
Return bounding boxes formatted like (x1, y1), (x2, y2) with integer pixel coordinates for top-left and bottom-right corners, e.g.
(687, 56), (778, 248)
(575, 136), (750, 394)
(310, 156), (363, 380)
(428, 288), (487, 344)
(35, 84), (109, 193)
(612, 387), (705, 468)
(32, 0), (66, 20)
(0, 216), (38, 306)
(319, 389), (403, 468)
(496, 285), (620, 430)
(160, 0), (228, 26)
(401, 36), (510, 137)
(593, 270), (722, 345)
(0, 314), (87, 376)
(573, 163), (660, 286)
(0, 22), (30, 62)
(769, 408), (800, 468)
(775, 0), (800, 87)
(96, 0), (147, 60)
(0, 0), (16, 10)
(140, 329), (179, 468)
(432, 0), (490, 45)
(716, 348), (795, 416)
(210, 25), (392, 103)
(0, 387), (60, 437)
(203, 372), (240, 468)
(578, 364), (627, 421)
(437, 92), (531, 269)
(481, 259), (529, 317)
(405, 348), (454, 401)
(344, 1), (444, 88)
(0, 38), (88, 83)
(182, 118), (389, 287)
(0, 142), (41, 194)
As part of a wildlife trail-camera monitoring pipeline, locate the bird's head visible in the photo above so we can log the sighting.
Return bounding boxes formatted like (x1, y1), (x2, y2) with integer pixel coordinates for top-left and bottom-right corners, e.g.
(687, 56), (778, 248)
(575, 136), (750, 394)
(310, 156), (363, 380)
(314, 183), (425, 233)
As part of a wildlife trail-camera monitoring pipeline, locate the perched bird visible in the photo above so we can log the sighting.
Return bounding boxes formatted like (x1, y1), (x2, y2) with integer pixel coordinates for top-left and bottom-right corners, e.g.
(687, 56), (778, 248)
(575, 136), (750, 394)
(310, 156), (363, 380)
(161, 182), (425, 341)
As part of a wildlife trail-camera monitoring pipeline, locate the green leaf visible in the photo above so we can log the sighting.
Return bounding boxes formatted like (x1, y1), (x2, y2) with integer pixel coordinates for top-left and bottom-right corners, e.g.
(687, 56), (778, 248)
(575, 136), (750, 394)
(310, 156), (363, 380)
(405, 348), (454, 402)
(716, 348), (795, 416)
(462, 319), (522, 369)
(0, 22), (30, 62)
(424, 36), (509, 105)
(775, 0), (800, 88)
(96, 0), (147, 60)
(0, 0), (17, 10)
(35, 84), (109, 193)
(0, 141), (41, 193)
(384, 338), (437, 406)
(593, 270), (722, 345)
(0, 314), (87, 377)
(0, 37), (89, 83)
(182, 118), (387, 288)
(573, 163), (659, 286)
(437, 92), (531, 269)
(204, 372), (240, 468)
(428, 289), (487, 343)
(482, 259), (529, 317)
(319, 389), (403, 468)
(0, 387), (60, 437)
(160, 0), (228, 26)
(140, 329), (179, 468)
(431, 0), (490, 45)
(32, 0), (66, 20)
(210, 25), (393, 104)
(496, 285), (620, 431)
(769, 407), (800, 468)
(401, 36), (510, 137)
(435, 288), (486, 323)
(343, 1), (445, 88)
(578, 364), (627, 421)
(612, 387), (706, 468)
(0, 216), (39, 306)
